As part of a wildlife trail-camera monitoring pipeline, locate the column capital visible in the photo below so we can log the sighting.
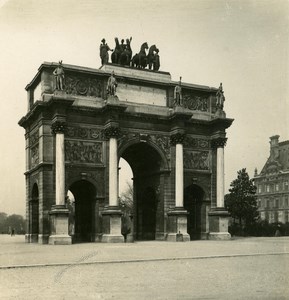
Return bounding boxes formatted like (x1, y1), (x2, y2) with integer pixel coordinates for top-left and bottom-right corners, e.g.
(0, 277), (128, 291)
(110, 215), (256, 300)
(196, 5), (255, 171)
(51, 121), (67, 135)
(103, 126), (121, 139)
(170, 133), (185, 145)
(211, 137), (227, 148)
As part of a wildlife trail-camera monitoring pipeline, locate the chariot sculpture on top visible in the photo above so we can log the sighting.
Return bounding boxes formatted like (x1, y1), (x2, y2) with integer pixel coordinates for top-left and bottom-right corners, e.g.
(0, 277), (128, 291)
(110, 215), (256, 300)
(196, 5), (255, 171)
(100, 37), (160, 71)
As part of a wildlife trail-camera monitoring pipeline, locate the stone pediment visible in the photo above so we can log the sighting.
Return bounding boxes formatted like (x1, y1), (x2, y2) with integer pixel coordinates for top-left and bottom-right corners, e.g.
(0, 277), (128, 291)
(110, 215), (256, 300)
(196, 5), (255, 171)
(260, 158), (282, 175)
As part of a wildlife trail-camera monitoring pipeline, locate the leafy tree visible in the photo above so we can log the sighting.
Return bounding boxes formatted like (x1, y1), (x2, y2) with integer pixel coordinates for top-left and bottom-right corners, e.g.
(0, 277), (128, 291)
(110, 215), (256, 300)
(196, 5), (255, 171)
(225, 168), (259, 226)
(0, 212), (8, 234)
(5, 214), (26, 234)
(0, 213), (26, 234)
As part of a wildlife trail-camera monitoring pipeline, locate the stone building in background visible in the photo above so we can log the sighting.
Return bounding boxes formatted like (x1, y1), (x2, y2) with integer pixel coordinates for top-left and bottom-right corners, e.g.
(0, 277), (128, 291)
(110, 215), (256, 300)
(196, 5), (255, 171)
(254, 135), (289, 224)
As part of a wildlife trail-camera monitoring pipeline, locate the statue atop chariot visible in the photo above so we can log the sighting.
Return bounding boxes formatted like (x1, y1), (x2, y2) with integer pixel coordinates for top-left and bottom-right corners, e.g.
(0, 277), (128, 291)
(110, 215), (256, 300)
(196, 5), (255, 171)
(100, 37), (160, 71)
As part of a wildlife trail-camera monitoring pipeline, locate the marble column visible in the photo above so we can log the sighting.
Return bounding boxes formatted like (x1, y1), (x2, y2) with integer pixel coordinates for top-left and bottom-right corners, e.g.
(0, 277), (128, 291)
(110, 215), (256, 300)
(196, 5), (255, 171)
(109, 137), (118, 207)
(49, 121), (71, 245)
(216, 144), (225, 208)
(167, 133), (190, 242)
(101, 125), (124, 243)
(208, 137), (230, 240)
(175, 143), (184, 208)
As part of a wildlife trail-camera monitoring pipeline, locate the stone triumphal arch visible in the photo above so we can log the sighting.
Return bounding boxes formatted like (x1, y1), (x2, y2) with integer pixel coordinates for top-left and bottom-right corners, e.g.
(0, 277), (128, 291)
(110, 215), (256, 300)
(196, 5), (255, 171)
(19, 62), (233, 244)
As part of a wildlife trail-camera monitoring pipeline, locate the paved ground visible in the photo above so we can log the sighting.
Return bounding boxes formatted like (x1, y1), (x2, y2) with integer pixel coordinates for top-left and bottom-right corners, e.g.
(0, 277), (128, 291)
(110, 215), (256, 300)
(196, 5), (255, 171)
(0, 235), (289, 299)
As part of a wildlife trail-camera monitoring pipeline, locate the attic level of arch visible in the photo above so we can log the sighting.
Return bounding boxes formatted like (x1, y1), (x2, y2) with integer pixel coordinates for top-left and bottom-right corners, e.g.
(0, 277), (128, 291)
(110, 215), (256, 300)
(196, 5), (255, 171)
(25, 62), (223, 117)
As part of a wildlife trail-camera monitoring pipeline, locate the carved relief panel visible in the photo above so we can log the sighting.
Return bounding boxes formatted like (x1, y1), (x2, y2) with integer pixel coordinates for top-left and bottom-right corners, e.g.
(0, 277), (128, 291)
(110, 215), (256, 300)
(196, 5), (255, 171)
(183, 136), (211, 171)
(66, 126), (102, 140)
(119, 131), (171, 162)
(65, 141), (103, 164)
(30, 130), (39, 168)
(184, 150), (210, 170)
(182, 90), (209, 112)
(65, 74), (103, 98)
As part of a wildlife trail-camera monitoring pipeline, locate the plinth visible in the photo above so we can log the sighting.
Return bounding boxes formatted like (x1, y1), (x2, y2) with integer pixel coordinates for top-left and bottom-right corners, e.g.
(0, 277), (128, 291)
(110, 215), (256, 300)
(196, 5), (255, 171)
(101, 207), (124, 243)
(208, 207), (231, 240)
(167, 208), (190, 242)
(49, 205), (72, 245)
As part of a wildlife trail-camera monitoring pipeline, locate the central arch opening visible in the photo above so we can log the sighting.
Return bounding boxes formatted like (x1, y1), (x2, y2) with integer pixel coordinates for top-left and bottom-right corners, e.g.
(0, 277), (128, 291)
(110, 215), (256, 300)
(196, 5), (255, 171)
(68, 180), (96, 243)
(120, 142), (164, 241)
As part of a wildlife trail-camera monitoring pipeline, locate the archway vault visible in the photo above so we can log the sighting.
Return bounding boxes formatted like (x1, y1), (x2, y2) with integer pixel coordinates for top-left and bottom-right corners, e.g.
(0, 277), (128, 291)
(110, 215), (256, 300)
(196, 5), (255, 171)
(118, 138), (170, 172)
(120, 141), (166, 240)
(68, 180), (97, 243)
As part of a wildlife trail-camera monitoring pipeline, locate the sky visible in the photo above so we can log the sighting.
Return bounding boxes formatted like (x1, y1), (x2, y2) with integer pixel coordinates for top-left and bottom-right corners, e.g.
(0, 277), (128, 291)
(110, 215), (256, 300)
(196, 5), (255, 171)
(0, 0), (288, 216)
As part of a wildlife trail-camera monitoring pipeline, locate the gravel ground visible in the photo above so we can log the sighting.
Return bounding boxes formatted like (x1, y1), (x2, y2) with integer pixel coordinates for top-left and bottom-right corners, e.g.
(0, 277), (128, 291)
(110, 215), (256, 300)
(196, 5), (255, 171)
(0, 235), (288, 299)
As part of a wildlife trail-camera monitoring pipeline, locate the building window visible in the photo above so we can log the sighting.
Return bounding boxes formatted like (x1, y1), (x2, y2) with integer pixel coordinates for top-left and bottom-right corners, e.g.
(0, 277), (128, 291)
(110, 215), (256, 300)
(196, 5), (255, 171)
(275, 199), (279, 208)
(285, 211), (288, 223)
(266, 185), (270, 193)
(284, 181), (289, 191)
(284, 196), (289, 207)
(275, 184), (279, 192)
(258, 185), (262, 193)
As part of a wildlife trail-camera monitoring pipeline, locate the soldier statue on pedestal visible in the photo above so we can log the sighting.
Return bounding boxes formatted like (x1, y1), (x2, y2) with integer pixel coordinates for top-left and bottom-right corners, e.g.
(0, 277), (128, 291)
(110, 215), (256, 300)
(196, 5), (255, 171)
(216, 83), (225, 110)
(53, 61), (65, 90)
(174, 77), (183, 106)
(107, 71), (118, 96)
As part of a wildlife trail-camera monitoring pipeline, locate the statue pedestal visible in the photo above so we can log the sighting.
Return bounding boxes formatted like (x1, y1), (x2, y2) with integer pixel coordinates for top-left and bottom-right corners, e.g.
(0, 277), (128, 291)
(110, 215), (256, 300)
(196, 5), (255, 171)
(101, 207), (124, 243)
(49, 205), (72, 245)
(167, 209), (190, 242)
(208, 208), (231, 240)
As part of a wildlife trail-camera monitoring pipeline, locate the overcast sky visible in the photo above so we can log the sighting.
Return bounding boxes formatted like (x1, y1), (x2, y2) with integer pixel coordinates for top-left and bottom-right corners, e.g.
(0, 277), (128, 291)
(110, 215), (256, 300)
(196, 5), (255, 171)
(0, 0), (288, 215)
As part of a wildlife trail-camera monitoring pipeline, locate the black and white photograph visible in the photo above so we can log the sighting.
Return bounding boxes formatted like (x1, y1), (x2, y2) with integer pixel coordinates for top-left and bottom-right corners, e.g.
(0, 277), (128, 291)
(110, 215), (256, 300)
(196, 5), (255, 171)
(0, 0), (288, 299)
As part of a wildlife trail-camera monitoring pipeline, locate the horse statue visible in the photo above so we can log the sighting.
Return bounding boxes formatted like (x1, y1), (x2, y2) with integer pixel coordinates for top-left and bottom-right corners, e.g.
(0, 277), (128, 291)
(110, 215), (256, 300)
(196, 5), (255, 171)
(119, 37), (132, 66)
(147, 45), (158, 70)
(111, 38), (121, 64)
(131, 42), (148, 68)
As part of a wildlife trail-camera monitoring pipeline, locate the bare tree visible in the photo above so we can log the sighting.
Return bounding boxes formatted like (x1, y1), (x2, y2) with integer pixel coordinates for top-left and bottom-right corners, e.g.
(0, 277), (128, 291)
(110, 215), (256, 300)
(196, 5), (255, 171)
(119, 181), (133, 215)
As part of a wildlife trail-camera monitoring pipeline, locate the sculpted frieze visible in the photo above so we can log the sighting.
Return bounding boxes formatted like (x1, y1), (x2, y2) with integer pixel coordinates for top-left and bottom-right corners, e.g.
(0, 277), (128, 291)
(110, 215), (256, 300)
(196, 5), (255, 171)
(30, 131), (39, 146)
(66, 126), (102, 140)
(150, 134), (171, 159)
(119, 131), (171, 161)
(31, 144), (39, 168)
(184, 150), (210, 170)
(65, 140), (103, 164)
(184, 137), (210, 149)
(182, 92), (209, 112)
(65, 75), (103, 98)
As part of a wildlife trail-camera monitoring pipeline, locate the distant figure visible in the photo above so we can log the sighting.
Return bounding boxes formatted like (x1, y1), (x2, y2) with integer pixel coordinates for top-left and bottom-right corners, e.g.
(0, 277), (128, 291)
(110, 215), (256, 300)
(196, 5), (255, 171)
(174, 77), (182, 106)
(216, 82), (225, 109)
(100, 38), (112, 65)
(153, 48), (160, 71)
(107, 71), (118, 96)
(11, 228), (15, 236)
(53, 61), (65, 90)
(275, 224), (281, 237)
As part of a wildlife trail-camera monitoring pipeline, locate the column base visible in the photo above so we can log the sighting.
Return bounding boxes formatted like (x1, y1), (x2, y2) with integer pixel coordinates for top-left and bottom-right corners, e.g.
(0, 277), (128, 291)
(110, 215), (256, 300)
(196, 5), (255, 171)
(30, 233), (38, 243)
(208, 232), (231, 240)
(25, 234), (30, 243)
(167, 208), (190, 242)
(49, 205), (72, 245)
(167, 232), (190, 242)
(49, 235), (72, 245)
(101, 234), (124, 243)
(38, 234), (49, 244)
(101, 207), (124, 243)
(208, 207), (231, 240)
